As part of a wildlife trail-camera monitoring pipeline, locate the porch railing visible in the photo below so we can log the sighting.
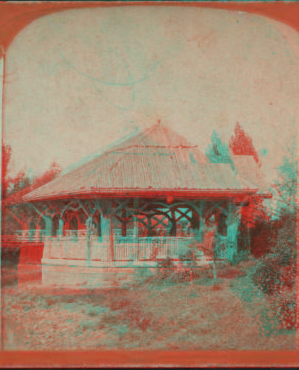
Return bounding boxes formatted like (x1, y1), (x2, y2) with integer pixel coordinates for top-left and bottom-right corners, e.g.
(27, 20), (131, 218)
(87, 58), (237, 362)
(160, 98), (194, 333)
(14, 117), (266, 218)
(12, 230), (228, 262)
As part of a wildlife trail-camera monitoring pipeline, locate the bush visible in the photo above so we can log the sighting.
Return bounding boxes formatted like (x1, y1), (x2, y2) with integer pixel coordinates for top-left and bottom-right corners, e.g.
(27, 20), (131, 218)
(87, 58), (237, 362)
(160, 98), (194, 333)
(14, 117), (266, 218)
(156, 257), (174, 280)
(252, 258), (282, 295)
(252, 254), (297, 330)
(277, 300), (296, 330)
(250, 220), (274, 257)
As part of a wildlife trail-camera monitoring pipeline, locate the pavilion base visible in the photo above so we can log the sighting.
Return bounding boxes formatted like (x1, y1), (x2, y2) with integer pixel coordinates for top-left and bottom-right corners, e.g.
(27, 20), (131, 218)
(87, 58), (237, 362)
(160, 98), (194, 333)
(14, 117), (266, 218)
(41, 257), (211, 268)
(18, 264), (42, 286)
(41, 258), (213, 287)
(42, 264), (155, 288)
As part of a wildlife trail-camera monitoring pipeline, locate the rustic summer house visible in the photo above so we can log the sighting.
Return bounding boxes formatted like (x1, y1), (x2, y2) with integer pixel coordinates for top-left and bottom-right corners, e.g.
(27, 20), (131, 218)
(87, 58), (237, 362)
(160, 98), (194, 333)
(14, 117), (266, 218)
(3, 122), (269, 284)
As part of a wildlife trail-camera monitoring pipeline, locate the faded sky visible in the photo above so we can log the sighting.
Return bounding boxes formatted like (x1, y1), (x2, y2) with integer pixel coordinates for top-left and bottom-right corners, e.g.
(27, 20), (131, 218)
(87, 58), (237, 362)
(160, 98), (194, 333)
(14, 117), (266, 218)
(2, 7), (299, 185)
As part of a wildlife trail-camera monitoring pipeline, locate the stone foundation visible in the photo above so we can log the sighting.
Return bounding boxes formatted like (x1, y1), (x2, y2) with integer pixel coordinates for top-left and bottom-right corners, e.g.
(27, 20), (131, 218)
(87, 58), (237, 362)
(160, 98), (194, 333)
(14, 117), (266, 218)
(41, 265), (156, 288)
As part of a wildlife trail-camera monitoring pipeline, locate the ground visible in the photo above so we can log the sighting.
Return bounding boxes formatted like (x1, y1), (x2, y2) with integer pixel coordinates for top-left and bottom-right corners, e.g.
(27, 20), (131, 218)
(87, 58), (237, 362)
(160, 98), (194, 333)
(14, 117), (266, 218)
(1, 259), (296, 350)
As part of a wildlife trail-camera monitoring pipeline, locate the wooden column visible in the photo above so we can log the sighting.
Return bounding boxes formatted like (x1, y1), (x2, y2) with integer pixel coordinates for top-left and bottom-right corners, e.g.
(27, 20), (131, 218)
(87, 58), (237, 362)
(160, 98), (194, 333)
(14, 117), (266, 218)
(44, 216), (52, 237)
(97, 215), (102, 238)
(226, 202), (240, 263)
(133, 198), (139, 262)
(133, 198), (139, 237)
(191, 209), (200, 239)
(170, 209), (176, 237)
(86, 216), (92, 266)
(198, 201), (205, 243)
(121, 209), (127, 237)
(105, 201), (114, 263)
(110, 215), (114, 262)
(58, 218), (64, 236)
(100, 214), (106, 239)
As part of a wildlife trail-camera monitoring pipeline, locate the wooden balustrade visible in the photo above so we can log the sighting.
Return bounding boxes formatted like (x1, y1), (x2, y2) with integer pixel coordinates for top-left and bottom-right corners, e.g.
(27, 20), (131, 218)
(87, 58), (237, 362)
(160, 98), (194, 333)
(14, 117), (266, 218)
(4, 230), (228, 263)
(42, 234), (217, 262)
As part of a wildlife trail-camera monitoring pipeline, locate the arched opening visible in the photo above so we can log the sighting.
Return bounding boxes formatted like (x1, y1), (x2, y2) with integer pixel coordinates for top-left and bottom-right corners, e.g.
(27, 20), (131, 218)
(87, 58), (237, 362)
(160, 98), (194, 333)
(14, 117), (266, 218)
(169, 206), (195, 237)
(149, 213), (171, 237)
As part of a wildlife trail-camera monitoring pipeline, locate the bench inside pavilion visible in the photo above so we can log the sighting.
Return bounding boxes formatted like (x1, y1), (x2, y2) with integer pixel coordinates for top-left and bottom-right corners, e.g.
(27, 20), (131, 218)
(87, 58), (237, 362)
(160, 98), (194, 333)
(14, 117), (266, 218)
(4, 122), (269, 285)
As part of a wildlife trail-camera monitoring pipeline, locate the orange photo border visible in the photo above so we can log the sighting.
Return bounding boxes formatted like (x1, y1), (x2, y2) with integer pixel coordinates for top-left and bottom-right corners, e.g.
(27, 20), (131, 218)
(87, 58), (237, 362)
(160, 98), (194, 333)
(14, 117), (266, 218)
(1, 1), (299, 367)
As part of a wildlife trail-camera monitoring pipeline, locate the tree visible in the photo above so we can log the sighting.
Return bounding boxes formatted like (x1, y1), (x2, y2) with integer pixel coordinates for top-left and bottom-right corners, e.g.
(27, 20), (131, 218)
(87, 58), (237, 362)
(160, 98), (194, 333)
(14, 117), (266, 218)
(29, 162), (61, 192)
(2, 142), (61, 234)
(2, 141), (12, 199)
(269, 141), (297, 218)
(240, 195), (269, 229)
(206, 130), (234, 168)
(2, 141), (33, 199)
(229, 122), (259, 164)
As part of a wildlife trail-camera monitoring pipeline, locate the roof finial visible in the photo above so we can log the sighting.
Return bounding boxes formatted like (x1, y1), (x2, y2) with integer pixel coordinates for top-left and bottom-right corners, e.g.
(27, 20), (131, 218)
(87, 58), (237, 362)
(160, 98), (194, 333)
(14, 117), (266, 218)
(157, 119), (161, 126)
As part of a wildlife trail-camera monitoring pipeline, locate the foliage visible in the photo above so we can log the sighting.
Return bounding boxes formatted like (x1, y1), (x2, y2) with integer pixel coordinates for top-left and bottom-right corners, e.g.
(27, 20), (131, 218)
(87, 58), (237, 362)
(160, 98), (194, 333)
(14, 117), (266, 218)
(252, 213), (297, 329)
(2, 142), (61, 234)
(2, 140), (61, 201)
(2, 141), (12, 199)
(249, 219), (274, 258)
(205, 130), (234, 169)
(268, 141), (297, 218)
(229, 122), (259, 164)
(240, 196), (270, 230)
(252, 255), (297, 329)
(2, 141), (32, 199)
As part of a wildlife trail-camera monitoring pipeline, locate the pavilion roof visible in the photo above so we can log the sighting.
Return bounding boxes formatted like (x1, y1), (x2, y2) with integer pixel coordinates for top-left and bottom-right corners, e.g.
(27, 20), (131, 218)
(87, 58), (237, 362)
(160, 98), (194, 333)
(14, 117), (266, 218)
(7, 123), (268, 204)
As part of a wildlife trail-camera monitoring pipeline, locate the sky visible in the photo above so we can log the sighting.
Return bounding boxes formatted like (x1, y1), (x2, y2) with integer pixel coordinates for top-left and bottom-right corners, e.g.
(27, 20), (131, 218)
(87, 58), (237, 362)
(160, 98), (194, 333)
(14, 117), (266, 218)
(2, 6), (299, 186)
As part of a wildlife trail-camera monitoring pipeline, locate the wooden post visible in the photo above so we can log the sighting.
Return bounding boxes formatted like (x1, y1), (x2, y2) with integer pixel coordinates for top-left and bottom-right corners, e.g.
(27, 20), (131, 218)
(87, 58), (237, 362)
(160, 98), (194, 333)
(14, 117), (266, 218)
(44, 216), (52, 237)
(121, 209), (127, 237)
(110, 215), (114, 262)
(226, 202), (240, 263)
(105, 201), (114, 263)
(58, 218), (64, 236)
(191, 209), (200, 239)
(133, 198), (139, 262)
(101, 216), (110, 261)
(86, 216), (92, 266)
(198, 201), (205, 243)
(170, 209), (176, 236)
(100, 214), (106, 240)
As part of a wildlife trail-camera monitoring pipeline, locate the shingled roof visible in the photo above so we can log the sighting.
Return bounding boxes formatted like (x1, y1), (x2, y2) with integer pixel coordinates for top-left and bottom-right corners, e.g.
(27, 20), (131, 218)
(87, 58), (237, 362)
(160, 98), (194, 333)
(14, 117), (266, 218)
(15, 123), (267, 203)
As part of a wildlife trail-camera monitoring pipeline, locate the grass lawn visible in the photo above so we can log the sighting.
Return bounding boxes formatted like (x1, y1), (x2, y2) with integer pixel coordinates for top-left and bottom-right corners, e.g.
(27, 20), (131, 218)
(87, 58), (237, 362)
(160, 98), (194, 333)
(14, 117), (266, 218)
(1, 260), (296, 350)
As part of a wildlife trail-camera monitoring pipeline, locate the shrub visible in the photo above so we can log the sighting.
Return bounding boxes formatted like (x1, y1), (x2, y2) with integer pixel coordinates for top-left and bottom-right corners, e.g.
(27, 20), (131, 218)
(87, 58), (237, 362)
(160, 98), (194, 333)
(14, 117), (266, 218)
(252, 254), (297, 330)
(277, 300), (296, 330)
(252, 258), (282, 295)
(250, 220), (274, 257)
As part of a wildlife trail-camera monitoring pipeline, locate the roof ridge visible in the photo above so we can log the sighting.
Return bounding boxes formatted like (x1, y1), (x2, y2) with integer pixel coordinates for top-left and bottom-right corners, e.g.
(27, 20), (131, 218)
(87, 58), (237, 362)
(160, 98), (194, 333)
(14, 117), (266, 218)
(113, 144), (198, 150)
(103, 122), (199, 154)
